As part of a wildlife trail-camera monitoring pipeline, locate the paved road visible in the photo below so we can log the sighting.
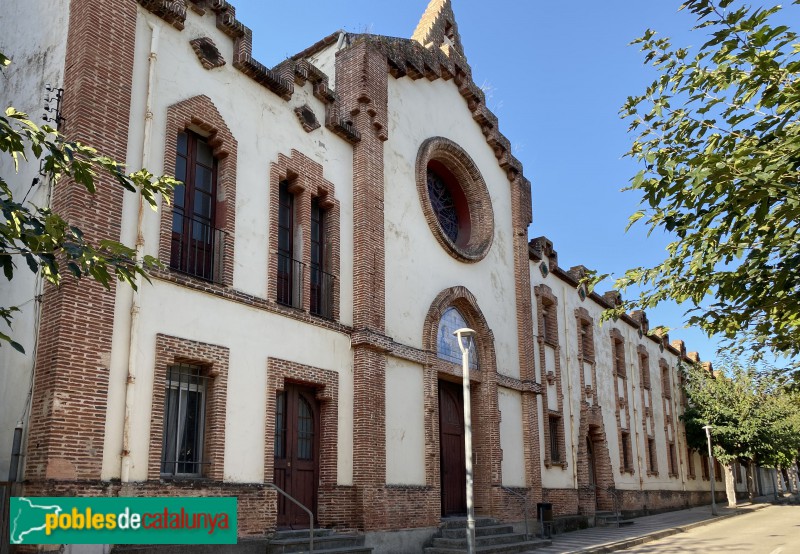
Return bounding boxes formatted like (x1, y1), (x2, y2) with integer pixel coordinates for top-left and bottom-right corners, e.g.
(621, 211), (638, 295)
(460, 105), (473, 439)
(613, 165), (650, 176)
(621, 504), (800, 553)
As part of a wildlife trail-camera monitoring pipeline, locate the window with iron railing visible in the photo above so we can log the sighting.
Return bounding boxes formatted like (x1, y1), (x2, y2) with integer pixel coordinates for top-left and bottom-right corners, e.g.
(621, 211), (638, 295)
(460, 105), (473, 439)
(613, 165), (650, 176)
(161, 364), (208, 478)
(309, 198), (334, 319)
(171, 131), (224, 281)
(275, 183), (335, 319)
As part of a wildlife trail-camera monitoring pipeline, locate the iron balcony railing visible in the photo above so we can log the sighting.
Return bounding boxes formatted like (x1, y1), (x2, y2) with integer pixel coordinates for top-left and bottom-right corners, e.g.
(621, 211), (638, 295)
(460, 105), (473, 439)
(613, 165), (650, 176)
(277, 252), (305, 309)
(277, 254), (335, 320)
(310, 264), (334, 319)
(170, 211), (226, 282)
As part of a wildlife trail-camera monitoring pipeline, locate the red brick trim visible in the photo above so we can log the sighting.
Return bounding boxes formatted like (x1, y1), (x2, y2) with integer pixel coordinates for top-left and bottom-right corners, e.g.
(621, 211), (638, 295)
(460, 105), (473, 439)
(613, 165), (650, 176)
(576, 406), (615, 513)
(638, 345), (658, 476)
(610, 328), (634, 474)
(416, 137), (494, 262)
(574, 307), (598, 402)
(148, 334), (229, 481)
(190, 36), (226, 70)
(660, 358), (680, 478)
(159, 95), (237, 287)
(267, 150), (340, 320)
(335, 39), (391, 530)
(265, 358), (340, 528)
(534, 285), (566, 469)
(24, 0), (138, 483)
(422, 286), (504, 519)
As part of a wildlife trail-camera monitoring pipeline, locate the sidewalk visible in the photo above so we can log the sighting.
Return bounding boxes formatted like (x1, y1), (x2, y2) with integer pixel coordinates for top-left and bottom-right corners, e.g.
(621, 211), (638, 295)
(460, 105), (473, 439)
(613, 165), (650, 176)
(527, 498), (774, 554)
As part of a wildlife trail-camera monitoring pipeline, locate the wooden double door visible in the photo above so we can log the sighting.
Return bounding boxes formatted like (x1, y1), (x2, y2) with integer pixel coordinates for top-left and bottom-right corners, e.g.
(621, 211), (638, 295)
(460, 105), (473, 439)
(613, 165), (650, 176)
(439, 380), (467, 516)
(274, 384), (319, 528)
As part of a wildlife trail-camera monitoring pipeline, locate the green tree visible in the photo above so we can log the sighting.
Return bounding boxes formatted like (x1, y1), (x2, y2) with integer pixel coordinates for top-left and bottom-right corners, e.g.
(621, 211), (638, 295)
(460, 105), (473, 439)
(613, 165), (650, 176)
(0, 54), (177, 352)
(682, 356), (800, 506)
(616, 0), (800, 359)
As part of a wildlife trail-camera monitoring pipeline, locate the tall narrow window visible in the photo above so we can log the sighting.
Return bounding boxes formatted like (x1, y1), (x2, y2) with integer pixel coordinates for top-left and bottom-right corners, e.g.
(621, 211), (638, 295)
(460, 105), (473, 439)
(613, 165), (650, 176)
(161, 364), (207, 477)
(648, 438), (658, 474)
(614, 339), (626, 378)
(549, 415), (562, 463)
(621, 431), (633, 472)
(640, 353), (651, 389)
(277, 181), (298, 307)
(580, 321), (594, 361)
(662, 366), (672, 397)
(541, 300), (557, 345)
(171, 131), (218, 281)
(310, 198), (332, 318)
(669, 443), (678, 476)
(274, 391), (286, 459)
(686, 447), (696, 478)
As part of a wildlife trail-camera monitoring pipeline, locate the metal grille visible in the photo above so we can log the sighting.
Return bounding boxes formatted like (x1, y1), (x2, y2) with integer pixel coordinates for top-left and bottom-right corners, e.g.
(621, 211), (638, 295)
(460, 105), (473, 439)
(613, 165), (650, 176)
(427, 167), (459, 242)
(170, 211), (225, 281)
(549, 416), (561, 462)
(297, 397), (314, 461)
(161, 364), (208, 477)
(276, 252), (305, 309)
(275, 391), (286, 458)
(310, 264), (334, 319)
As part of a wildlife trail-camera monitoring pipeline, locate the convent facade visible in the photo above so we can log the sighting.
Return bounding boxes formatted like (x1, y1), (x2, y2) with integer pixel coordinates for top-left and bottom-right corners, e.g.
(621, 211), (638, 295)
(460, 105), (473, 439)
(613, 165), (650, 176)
(0, 0), (747, 549)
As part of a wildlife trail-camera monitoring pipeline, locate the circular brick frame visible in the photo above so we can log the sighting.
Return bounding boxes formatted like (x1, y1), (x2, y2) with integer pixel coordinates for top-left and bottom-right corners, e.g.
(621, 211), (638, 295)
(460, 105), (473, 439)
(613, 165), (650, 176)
(416, 137), (494, 262)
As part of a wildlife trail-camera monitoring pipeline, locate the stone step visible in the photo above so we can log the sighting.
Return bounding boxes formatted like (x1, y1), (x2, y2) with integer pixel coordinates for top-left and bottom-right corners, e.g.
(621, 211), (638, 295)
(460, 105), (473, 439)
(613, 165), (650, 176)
(267, 533), (366, 554)
(279, 548), (373, 554)
(432, 532), (529, 549)
(271, 528), (335, 539)
(441, 524), (515, 538)
(440, 517), (500, 529)
(424, 538), (552, 554)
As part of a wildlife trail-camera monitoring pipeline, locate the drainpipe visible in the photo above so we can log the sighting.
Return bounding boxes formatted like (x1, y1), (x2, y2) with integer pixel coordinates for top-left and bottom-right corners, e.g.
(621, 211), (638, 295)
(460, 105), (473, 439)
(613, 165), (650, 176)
(561, 286), (577, 487)
(7, 423), (23, 482)
(121, 22), (159, 483)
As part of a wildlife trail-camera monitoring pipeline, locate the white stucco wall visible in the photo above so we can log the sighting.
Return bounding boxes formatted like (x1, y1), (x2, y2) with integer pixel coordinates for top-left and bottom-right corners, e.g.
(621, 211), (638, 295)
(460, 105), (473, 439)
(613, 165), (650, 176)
(385, 357), (426, 485)
(498, 387), (525, 487)
(530, 260), (709, 494)
(0, 0), (71, 480)
(384, 76), (521, 379)
(100, 7), (356, 484)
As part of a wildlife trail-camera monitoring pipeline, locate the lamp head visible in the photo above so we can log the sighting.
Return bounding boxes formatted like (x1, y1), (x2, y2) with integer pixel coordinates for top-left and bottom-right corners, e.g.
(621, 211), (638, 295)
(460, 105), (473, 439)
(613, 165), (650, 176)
(453, 328), (476, 354)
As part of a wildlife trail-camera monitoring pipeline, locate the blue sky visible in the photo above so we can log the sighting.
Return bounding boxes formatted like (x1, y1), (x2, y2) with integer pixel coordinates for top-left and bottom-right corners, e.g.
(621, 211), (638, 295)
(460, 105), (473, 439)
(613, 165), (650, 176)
(232, 0), (795, 365)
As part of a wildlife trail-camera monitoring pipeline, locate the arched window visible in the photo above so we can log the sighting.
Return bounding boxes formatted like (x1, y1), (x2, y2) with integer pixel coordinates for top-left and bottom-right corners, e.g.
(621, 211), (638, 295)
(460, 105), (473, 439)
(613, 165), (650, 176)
(436, 307), (478, 369)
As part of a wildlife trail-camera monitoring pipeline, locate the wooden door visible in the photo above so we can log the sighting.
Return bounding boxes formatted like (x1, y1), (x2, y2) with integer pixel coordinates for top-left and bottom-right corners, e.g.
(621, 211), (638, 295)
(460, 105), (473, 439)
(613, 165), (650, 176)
(439, 380), (467, 516)
(274, 384), (319, 528)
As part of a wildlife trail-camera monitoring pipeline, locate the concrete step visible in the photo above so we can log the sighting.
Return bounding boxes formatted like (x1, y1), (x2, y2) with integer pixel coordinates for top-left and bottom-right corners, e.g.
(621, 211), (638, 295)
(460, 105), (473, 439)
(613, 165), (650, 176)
(424, 538), (552, 554)
(441, 524), (515, 538)
(284, 543), (372, 554)
(432, 532), (529, 548)
(595, 512), (635, 527)
(271, 528), (335, 539)
(440, 517), (500, 529)
(267, 532), (368, 554)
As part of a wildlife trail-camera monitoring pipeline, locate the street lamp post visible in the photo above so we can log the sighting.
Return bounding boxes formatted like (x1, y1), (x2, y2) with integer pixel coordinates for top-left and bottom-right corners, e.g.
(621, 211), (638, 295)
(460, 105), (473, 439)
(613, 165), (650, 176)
(455, 327), (477, 554)
(703, 425), (718, 516)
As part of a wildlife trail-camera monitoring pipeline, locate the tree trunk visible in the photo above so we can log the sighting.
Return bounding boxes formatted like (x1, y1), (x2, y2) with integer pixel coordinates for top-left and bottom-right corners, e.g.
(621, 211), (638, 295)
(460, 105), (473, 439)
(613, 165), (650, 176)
(723, 462), (737, 507)
(746, 461), (756, 501)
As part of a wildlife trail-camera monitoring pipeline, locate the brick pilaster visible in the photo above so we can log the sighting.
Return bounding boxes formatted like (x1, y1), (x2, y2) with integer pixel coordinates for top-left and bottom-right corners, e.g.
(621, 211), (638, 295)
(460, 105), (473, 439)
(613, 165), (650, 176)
(336, 39), (390, 530)
(24, 0), (138, 482)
